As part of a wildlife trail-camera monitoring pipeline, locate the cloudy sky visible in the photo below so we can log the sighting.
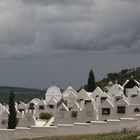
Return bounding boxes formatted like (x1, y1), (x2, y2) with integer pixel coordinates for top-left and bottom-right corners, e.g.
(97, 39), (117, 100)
(0, 0), (140, 89)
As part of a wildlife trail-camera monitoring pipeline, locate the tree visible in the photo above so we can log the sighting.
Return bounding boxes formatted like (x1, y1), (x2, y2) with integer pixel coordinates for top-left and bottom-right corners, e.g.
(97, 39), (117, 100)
(87, 70), (96, 92)
(8, 91), (17, 129)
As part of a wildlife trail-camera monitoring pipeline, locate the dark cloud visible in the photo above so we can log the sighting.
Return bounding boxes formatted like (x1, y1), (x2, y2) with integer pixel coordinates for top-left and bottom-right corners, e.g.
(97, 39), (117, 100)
(0, 0), (140, 58)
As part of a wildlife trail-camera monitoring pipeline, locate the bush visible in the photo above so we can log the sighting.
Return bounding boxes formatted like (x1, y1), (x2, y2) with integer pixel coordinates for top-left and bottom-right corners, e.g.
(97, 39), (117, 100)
(39, 112), (52, 120)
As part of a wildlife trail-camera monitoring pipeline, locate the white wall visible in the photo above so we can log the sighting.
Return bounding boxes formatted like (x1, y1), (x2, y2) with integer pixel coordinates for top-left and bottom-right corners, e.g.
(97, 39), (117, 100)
(0, 117), (140, 140)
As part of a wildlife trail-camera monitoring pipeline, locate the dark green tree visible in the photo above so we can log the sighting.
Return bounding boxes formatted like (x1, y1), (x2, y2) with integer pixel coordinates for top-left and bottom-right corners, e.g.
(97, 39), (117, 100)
(8, 91), (17, 129)
(87, 70), (96, 92)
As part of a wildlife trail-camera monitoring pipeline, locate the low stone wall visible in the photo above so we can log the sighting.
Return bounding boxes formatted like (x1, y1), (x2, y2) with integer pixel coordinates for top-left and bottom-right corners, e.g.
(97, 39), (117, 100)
(0, 117), (140, 140)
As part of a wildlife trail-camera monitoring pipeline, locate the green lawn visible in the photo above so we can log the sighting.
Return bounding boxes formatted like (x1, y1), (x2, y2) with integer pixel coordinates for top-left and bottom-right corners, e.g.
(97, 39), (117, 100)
(22, 131), (140, 140)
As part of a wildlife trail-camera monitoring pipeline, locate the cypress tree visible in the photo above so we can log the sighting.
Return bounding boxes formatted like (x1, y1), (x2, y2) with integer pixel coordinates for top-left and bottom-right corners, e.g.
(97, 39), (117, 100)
(8, 91), (17, 129)
(87, 70), (96, 92)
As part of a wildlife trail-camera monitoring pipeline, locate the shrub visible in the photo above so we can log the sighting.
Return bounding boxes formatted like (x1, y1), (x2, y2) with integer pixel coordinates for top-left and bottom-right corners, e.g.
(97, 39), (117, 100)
(39, 112), (52, 120)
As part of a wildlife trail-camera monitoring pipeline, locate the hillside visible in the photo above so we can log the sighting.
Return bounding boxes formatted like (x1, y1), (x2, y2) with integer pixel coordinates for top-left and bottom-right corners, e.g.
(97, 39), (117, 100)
(0, 86), (46, 104)
(82, 67), (140, 92)
(96, 67), (140, 91)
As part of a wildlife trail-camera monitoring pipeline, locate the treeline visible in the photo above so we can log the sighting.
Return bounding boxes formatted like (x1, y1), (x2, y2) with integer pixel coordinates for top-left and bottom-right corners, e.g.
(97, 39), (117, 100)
(0, 86), (45, 104)
(82, 67), (140, 92)
(96, 67), (140, 91)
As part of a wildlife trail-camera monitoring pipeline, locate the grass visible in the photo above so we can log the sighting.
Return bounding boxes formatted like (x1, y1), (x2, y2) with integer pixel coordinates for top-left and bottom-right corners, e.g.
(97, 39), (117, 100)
(22, 131), (140, 140)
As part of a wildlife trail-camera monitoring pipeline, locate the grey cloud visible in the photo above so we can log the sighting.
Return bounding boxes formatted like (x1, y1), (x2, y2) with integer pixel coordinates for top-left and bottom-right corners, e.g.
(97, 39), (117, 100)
(0, 0), (140, 58)
(22, 0), (95, 6)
